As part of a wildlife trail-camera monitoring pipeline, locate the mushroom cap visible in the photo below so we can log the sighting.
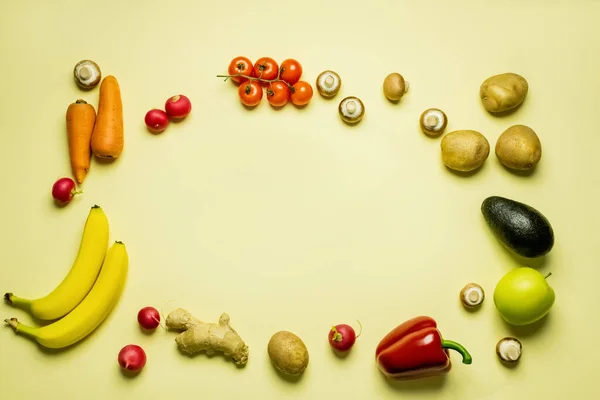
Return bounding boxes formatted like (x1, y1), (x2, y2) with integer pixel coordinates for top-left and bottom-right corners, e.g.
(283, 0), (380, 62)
(383, 72), (408, 101)
(420, 108), (448, 137)
(459, 283), (485, 308)
(338, 96), (365, 124)
(73, 60), (102, 90)
(496, 337), (522, 364)
(316, 70), (342, 98)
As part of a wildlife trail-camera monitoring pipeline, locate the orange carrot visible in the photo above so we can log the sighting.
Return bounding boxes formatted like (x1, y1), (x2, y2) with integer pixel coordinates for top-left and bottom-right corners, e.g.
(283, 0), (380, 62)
(91, 75), (124, 160)
(66, 99), (96, 184)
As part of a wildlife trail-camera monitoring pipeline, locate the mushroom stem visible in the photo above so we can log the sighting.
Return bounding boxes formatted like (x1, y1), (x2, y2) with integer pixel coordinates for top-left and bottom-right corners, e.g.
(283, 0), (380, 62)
(425, 115), (439, 128)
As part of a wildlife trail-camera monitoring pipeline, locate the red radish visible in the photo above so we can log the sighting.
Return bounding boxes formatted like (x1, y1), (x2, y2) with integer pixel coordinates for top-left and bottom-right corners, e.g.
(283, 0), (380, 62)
(328, 321), (362, 352)
(118, 344), (147, 372)
(52, 177), (82, 204)
(164, 94), (192, 119)
(144, 109), (169, 133)
(137, 306), (161, 330)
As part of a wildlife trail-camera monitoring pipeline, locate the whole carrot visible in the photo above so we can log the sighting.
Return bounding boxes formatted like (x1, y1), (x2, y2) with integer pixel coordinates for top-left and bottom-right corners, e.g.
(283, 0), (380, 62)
(91, 75), (124, 160)
(66, 99), (96, 183)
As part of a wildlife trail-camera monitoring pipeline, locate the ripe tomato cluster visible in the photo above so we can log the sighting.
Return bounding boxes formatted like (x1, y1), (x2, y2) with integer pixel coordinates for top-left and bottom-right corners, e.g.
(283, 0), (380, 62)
(223, 56), (314, 108)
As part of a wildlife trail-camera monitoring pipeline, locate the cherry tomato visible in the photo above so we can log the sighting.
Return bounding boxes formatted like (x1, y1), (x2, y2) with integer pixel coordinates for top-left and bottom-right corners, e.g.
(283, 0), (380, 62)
(253, 57), (279, 82)
(279, 59), (303, 85)
(238, 80), (263, 107)
(290, 81), (313, 106)
(266, 81), (290, 108)
(228, 56), (254, 83)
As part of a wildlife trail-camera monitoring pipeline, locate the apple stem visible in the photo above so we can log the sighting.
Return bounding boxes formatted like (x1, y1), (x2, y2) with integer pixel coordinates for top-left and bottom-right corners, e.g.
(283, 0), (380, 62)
(356, 320), (363, 338)
(545, 272), (552, 279)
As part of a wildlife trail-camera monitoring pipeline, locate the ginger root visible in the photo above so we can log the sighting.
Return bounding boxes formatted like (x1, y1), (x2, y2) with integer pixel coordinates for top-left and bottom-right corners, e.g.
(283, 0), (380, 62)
(165, 308), (249, 366)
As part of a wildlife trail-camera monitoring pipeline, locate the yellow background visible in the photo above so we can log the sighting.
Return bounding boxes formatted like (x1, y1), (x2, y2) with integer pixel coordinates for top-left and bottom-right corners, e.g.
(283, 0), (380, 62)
(1, 0), (599, 398)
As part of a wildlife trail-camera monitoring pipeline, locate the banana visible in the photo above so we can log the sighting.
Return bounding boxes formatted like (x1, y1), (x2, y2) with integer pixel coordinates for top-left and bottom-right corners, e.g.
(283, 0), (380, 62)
(5, 241), (128, 349)
(4, 205), (109, 321)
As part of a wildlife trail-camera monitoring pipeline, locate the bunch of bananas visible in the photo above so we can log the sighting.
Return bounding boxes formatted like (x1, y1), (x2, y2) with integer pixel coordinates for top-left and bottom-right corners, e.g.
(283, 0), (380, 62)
(4, 205), (129, 349)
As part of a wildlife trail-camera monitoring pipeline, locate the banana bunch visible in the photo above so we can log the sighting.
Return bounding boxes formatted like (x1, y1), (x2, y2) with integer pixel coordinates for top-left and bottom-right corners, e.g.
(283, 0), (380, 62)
(4, 205), (129, 349)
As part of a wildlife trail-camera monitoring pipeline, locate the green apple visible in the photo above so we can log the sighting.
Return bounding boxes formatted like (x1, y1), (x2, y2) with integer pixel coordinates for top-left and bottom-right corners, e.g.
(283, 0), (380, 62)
(493, 267), (555, 325)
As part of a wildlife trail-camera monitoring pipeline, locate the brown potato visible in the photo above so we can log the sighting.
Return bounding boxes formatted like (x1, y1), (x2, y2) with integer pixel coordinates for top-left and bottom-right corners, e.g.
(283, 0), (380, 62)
(495, 124), (542, 170)
(479, 73), (528, 113)
(441, 130), (490, 172)
(267, 331), (309, 376)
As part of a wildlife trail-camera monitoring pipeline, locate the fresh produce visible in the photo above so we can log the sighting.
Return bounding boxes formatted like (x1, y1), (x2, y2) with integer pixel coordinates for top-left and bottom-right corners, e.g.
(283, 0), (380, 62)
(137, 306), (160, 330)
(328, 321), (362, 352)
(375, 316), (472, 380)
(218, 56), (313, 109)
(459, 283), (485, 309)
(440, 130), (490, 172)
(493, 267), (555, 326)
(227, 56), (255, 83)
(165, 308), (249, 366)
(480, 72), (529, 113)
(66, 99), (96, 183)
(383, 72), (409, 102)
(118, 344), (147, 373)
(316, 70), (342, 98)
(238, 81), (263, 107)
(496, 337), (522, 365)
(52, 177), (82, 205)
(267, 331), (309, 376)
(481, 196), (554, 258)
(144, 109), (169, 133)
(73, 60), (101, 90)
(266, 81), (290, 108)
(164, 95), (192, 120)
(91, 75), (124, 160)
(495, 124), (542, 170)
(5, 241), (128, 349)
(279, 59), (303, 86)
(4, 205), (109, 320)
(290, 81), (313, 106)
(419, 108), (448, 137)
(339, 96), (365, 124)
(253, 57), (279, 82)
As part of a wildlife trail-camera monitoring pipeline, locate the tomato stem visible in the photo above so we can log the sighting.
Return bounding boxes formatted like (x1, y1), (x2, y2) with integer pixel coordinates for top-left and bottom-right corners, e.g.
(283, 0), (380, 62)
(216, 73), (294, 90)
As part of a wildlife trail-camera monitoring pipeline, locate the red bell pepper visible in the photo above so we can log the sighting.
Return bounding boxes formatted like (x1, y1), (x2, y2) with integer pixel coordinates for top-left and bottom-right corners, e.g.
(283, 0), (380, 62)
(375, 316), (472, 380)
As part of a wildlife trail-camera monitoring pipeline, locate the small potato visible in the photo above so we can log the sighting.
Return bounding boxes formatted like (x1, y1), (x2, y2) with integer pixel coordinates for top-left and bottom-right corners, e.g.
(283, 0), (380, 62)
(495, 124), (542, 170)
(480, 73), (528, 113)
(441, 130), (490, 172)
(267, 331), (309, 376)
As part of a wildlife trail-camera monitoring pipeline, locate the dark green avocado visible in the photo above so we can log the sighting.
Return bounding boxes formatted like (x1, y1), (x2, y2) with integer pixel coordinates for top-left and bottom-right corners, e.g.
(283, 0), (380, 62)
(481, 196), (554, 258)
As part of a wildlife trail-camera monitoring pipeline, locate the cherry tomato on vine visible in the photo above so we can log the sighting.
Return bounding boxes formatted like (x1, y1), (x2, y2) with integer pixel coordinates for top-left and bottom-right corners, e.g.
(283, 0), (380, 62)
(253, 57), (279, 82)
(266, 81), (290, 108)
(238, 80), (263, 107)
(279, 59), (303, 85)
(290, 81), (313, 106)
(228, 56), (254, 83)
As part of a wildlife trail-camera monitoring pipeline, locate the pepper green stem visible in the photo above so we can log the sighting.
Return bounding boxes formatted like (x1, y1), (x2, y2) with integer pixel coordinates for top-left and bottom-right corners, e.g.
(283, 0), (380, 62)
(442, 340), (473, 364)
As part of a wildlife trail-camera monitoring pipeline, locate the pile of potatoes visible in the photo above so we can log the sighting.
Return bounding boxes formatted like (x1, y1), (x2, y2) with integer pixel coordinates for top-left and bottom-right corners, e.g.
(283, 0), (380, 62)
(416, 72), (541, 173)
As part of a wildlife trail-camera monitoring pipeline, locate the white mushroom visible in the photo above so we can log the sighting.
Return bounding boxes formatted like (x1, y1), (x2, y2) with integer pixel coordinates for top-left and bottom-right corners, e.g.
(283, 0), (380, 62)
(316, 70), (342, 98)
(459, 283), (485, 309)
(420, 108), (448, 137)
(338, 96), (365, 124)
(496, 337), (522, 364)
(73, 60), (101, 90)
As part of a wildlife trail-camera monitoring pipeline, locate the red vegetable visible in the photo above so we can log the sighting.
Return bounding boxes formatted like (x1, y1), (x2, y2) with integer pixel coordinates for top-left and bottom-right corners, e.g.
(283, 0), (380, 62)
(228, 56), (255, 84)
(290, 81), (313, 106)
(253, 57), (279, 82)
(144, 109), (169, 134)
(137, 306), (160, 330)
(238, 81), (263, 107)
(375, 316), (472, 380)
(279, 59), (303, 85)
(118, 344), (147, 373)
(52, 177), (82, 204)
(328, 321), (362, 352)
(165, 95), (192, 119)
(266, 81), (290, 108)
